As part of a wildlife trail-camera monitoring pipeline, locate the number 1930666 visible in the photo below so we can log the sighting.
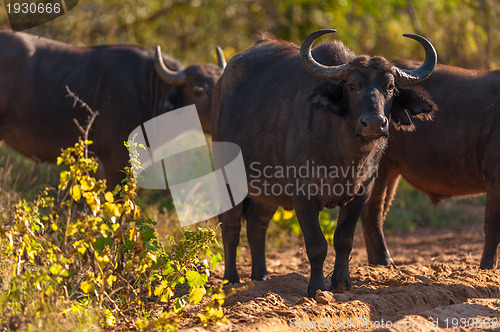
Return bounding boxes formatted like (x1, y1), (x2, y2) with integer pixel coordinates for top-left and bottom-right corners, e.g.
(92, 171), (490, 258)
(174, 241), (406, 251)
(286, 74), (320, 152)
(6, 2), (62, 14)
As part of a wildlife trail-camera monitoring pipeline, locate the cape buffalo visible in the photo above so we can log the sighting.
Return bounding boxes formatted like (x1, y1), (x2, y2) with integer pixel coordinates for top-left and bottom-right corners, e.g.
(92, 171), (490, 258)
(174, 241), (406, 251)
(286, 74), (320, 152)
(0, 30), (225, 186)
(360, 60), (500, 270)
(211, 29), (437, 297)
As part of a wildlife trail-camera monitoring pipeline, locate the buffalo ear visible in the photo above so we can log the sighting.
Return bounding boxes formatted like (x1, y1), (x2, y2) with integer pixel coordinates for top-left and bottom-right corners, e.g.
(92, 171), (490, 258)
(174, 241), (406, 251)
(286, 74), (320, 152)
(159, 89), (182, 112)
(159, 97), (175, 112)
(391, 87), (437, 131)
(309, 82), (347, 116)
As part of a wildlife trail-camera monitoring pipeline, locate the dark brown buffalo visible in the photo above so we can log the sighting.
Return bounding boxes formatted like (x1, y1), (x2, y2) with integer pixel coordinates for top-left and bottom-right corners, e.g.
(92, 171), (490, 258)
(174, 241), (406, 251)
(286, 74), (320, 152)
(0, 30), (225, 186)
(361, 60), (500, 270)
(211, 29), (437, 297)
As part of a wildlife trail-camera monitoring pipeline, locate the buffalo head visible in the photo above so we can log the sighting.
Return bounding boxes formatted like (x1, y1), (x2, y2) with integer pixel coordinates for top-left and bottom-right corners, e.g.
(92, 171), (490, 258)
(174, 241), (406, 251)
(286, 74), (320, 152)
(154, 46), (226, 132)
(301, 29), (437, 142)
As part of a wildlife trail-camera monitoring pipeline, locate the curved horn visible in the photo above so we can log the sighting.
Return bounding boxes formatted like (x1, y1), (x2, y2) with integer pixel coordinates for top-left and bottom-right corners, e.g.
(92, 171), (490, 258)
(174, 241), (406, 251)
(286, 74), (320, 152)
(154, 46), (187, 85)
(394, 34), (437, 84)
(216, 46), (226, 70)
(300, 29), (350, 80)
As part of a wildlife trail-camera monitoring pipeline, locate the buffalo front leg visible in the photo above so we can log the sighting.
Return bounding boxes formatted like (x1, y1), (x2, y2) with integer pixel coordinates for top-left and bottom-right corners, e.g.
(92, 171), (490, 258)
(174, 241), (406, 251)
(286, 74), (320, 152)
(245, 200), (276, 281)
(293, 197), (326, 298)
(221, 201), (244, 284)
(331, 191), (369, 292)
(100, 148), (129, 188)
(480, 185), (500, 269)
(360, 164), (400, 265)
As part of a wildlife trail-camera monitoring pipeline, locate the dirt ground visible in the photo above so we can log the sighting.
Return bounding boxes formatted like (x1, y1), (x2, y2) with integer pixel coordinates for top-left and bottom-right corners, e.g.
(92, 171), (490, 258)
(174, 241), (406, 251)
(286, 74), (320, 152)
(183, 223), (500, 331)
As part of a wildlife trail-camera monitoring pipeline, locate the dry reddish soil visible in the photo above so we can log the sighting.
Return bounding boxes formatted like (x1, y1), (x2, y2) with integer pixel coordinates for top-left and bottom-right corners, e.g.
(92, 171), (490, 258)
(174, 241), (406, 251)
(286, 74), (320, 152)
(182, 223), (500, 331)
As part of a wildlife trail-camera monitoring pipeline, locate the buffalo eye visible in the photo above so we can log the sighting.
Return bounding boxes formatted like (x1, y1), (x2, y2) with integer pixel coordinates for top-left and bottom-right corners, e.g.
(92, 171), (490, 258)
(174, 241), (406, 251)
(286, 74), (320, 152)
(348, 83), (356, 91)
(194, 86), (206, 97)
(387, 83), (395, 93)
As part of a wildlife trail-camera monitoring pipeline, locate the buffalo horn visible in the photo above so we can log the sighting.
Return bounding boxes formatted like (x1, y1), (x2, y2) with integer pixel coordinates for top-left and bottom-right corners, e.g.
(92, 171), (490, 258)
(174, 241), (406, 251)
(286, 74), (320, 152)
(394, 34), (437, 84)
(216, 46), (226, 70)
(154, 45), (187, 85)
(300, 29), (350, 80)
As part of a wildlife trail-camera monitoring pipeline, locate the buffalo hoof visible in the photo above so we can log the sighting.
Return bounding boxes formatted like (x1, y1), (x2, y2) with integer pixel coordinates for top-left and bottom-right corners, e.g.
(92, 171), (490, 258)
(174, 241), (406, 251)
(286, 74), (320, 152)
(479, 259), (496, 270)
(223, 272), (240, 284)
(251, 265), (270, 281)
(330, 274), (352, 293)
(367, 250), (393, 266)
(307, 277), (327, 298)
(251, 273), (270, 281)
(368, 256), (392, 266)
(479, 252), (497, 270)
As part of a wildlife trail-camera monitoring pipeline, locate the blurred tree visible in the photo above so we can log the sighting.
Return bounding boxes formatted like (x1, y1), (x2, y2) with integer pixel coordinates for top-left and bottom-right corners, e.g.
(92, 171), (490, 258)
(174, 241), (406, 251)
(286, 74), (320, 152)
(0, 0), (498, 68)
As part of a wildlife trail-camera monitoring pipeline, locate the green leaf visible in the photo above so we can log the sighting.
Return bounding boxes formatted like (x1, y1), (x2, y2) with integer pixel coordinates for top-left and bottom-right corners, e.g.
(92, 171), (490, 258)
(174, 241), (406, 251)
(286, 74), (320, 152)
(174, 297), (187, 313)
(49, 264), (63, 276)
(211, 253), (222, 270)
(77, 245), (87, 255)
(70, 185), (81, 202)
(171, 276), (185, 288)
(105, 309), (115, 327)
(189, 287), (206, 304)
(105, 192), (114, 203)
(100, 223), (110, 232)
(94, 237), (113, 252)
(163, 266), (174, 276)
(154, 284), (164, 297)
(141, 227), (156, 242)
(136, 318), (149, 329)
(159, 286), (174, 302)
(106, 274), (117, 287)
(80, 281), (94, 294)
(186, 270), (207, 288)
(144, 241), (157, 251)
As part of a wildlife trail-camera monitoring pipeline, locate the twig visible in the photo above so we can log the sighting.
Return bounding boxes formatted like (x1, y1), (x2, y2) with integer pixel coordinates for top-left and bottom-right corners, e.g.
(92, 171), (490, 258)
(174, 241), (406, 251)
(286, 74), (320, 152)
(65, 86), (100, 159)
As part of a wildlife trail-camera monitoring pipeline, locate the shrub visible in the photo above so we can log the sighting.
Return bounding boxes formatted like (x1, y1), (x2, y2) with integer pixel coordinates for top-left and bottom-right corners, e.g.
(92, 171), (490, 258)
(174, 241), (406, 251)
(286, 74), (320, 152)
(271, 207), (337, 246)
(0, 137), (225, 330)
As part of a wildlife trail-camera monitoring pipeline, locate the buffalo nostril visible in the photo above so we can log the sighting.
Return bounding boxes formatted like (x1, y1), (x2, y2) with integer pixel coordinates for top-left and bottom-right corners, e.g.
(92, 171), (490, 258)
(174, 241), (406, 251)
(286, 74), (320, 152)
(381, 117), (388, 129)
(361, 119), (368, 128)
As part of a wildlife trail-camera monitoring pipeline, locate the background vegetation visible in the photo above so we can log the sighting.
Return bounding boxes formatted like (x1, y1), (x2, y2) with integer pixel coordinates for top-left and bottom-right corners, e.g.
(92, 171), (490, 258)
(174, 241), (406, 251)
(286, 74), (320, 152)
(1, 0), (499, 68)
